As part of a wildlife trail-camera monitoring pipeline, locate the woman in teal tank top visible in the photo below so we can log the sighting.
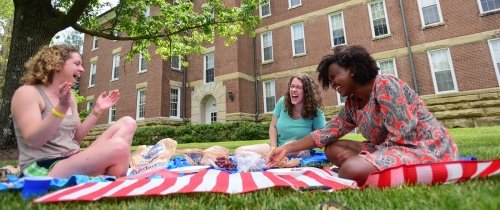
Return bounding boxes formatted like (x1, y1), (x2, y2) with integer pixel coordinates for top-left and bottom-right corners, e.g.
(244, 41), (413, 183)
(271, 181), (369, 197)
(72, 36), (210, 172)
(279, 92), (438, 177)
(235, 73), (326, 158)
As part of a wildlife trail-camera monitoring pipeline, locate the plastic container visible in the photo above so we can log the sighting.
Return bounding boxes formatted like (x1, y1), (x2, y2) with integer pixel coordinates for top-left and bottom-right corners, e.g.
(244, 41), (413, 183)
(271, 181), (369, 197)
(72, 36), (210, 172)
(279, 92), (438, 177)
(22, 176), (53, 199)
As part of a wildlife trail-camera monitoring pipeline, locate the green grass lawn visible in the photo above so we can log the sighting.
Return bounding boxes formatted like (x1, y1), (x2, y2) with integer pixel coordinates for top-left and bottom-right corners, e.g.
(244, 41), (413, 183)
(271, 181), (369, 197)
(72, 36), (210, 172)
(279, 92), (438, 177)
(1, 126), (499, 209)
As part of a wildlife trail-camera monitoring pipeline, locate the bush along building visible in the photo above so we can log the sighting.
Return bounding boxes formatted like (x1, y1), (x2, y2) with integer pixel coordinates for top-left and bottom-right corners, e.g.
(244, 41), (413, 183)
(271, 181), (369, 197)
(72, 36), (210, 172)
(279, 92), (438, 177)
(80, 0), (500, 134)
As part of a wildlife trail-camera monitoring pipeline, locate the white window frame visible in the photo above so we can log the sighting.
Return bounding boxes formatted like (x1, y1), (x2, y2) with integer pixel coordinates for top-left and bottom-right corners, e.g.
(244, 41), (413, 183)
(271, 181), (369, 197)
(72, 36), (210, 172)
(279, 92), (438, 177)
(136, 89), (146, 120)
(328, 11), (347, 47)
(108, 105), (116, 124)
(138, 53), (147, 73)
(261, 32), (273, 63)
(288, 0), (301, 9)
(427, 48), (459, 94)
(417, 0), (444, 27)
(89, 62), (96, 87)
(336, 93), (347, 105)
(204, 51), (215, 84)
(477, 0), (500, 14)
(171, 56), (181, 71)
(170, 87), (181, 118)
(291, 22), (306, 56)
(263, 80), (276, 113)
(377, 58), (398, 77)
(368, 0), (391, 38)
(111, 53), (120, 81)
(86, 101), (93, 111)
(92, 36), (99, 50)
(260, 0), (271, 18)
(487, 38), (500, 86)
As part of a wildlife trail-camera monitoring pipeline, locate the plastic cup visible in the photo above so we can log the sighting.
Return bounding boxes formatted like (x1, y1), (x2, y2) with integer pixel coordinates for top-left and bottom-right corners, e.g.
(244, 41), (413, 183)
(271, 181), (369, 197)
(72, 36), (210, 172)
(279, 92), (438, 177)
(21, 176), (53, 199)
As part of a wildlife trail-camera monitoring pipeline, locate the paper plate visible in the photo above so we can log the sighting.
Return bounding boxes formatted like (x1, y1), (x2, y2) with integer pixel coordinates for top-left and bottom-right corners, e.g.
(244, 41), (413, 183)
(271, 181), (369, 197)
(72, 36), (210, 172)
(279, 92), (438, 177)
(266, 168), (305, 175)
(170, 166), (210, 174)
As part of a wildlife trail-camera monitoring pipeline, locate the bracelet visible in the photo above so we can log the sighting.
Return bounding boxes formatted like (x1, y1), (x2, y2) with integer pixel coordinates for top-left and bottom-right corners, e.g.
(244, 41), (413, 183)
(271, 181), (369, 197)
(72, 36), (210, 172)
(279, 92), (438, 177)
(51, 108), (65, 118)
(271, 147), (276, 151)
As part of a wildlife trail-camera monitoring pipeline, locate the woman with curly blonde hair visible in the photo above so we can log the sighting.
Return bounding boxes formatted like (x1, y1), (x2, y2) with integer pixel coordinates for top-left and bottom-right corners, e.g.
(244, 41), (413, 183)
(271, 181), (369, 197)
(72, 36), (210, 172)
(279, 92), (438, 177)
(235, 73), (326, 158)
(11, 45), (137, 178)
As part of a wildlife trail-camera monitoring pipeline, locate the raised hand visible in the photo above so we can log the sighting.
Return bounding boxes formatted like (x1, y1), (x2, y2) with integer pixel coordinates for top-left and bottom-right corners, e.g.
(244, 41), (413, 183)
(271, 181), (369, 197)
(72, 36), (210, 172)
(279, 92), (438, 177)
(57, 82), (74, 109)
(92, 90), (120, 117)
(265, 147), (288, 168)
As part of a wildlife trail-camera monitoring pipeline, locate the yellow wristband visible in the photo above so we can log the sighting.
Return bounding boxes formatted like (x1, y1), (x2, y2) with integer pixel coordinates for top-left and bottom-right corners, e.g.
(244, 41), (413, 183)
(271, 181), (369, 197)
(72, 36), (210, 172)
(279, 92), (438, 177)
(51, 108), (65, 118)
(271, 147), (276, 151)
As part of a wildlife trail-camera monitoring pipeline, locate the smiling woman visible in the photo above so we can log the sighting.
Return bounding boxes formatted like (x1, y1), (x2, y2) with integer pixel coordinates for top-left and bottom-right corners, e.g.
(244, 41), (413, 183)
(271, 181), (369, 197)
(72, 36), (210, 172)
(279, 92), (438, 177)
(10, 44), (137, 178)
(267, 45), (459, 186)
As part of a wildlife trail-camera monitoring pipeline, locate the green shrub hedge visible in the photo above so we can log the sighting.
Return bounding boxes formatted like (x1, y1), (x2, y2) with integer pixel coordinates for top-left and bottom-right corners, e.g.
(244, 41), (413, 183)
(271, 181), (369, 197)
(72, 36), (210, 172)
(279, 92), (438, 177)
(132, 121), (270, 145)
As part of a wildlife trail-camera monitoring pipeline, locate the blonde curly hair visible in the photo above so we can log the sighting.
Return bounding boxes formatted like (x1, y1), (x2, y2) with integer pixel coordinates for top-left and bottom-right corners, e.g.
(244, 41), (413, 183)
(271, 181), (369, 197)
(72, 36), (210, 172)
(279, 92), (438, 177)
(22, 45), (79, 85)
(284, 73), (323, 119)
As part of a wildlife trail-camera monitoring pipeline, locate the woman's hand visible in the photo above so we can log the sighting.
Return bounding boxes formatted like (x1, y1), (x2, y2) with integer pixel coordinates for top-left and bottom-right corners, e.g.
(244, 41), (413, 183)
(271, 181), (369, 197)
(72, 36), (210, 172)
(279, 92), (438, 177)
(92, 90), (120, 117)
(266, 147), (288, 168)
(57, 82), (73, 110)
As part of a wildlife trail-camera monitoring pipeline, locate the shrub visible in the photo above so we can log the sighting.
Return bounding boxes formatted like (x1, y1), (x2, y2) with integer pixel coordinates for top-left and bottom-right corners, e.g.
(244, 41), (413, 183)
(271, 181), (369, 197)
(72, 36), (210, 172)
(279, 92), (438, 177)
(132, 121), (269, 146)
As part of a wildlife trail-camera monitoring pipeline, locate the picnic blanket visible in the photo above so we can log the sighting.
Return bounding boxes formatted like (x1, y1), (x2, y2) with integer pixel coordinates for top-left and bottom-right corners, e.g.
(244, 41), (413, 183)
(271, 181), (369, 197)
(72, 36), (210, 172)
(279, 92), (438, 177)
(33, 159), (499, 203)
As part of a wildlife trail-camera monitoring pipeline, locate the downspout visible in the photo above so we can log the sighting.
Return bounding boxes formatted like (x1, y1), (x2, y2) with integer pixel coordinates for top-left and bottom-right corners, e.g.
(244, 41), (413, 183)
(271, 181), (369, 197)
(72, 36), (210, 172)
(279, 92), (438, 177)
(182, 60), (187, 122)
(399, 0), (419, 94)
(253, 37), (260, 122)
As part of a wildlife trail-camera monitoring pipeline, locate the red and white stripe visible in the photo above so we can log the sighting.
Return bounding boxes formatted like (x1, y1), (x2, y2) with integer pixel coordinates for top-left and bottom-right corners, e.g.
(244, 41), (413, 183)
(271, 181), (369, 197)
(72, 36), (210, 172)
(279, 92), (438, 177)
(34, 167), (356, 203)
(34, 160), (500, 203)
(363, 159), (500, 188)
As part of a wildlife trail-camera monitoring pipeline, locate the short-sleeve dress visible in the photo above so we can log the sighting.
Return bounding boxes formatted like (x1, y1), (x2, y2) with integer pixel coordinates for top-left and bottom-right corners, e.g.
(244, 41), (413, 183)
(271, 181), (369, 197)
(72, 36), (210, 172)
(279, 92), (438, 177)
(311, 75), (459, 170)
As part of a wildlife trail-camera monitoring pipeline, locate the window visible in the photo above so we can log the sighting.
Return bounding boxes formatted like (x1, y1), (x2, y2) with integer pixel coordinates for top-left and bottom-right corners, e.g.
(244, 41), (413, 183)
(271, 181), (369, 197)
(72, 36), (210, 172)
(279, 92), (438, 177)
(260, 0), (271, 17)
(291, 22), (306, 56)
(328, 12), (346, 47)
(377, 58), (398, 77)
(418, 0), (443, 26)
(171, 56), (181, 70)
(136, 89), (146, 119)
(86, 101), (93, 111)
(289, 0), (301, 8)
(478, 0), (500, 13)
(204, 52), (215, 83)
(488, 38), (500, 86)
(261, 32), (273, 62)
(89, 62), (96, 87)
(210, 112), (217, 123)
(337, 93), (347, 105)
(92, 36), (99, 50)
(428, 48), (458, 93)
(170, 87), (181, 118)
(368, 0), (390, 38)
(263, 80), (276, 113)
(108, 105), (116, 123)
(139, 53), (147, 73)
(112, 53), (120, 80)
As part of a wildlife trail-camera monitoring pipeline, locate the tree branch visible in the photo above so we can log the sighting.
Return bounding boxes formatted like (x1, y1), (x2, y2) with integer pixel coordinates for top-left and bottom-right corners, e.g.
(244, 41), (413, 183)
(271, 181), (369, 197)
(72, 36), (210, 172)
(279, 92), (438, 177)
(50, 0), (92, 31)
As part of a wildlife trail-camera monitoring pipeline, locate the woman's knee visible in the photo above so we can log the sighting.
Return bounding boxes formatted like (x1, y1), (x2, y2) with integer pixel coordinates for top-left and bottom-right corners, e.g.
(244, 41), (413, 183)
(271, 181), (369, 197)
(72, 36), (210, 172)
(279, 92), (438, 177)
(116, 116), (137, 131)
(109, 137), (131, 157)
(338, 156), (378, 184)
(324, 141), (356, 165)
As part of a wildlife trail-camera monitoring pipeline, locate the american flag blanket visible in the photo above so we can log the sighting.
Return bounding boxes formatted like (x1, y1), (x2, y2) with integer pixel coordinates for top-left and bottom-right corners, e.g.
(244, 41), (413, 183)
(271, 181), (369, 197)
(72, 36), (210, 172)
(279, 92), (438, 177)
(33, 160), (500, 203)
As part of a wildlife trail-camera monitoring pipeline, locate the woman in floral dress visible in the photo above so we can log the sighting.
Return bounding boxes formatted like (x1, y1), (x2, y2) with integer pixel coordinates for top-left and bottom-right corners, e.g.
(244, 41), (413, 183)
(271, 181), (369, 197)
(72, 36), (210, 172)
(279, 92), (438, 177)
(266, 45), (459, 185)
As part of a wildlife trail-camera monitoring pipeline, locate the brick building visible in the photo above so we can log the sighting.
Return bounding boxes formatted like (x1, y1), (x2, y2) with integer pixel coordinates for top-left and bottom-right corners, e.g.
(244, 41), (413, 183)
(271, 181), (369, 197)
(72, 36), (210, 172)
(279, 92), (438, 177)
(80, 0), (500, 126)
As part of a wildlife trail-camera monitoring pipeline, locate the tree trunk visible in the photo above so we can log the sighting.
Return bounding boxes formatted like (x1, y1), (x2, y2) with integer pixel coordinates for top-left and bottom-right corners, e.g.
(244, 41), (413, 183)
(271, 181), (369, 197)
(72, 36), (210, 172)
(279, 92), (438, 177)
(0, 1), (57, 149)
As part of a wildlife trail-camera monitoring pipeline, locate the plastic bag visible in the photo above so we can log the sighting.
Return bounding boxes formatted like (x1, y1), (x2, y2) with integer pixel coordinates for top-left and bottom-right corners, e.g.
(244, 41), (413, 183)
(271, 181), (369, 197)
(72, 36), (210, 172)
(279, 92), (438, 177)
(128, 138), (177, 175)
(200, 146), (229, 166)
(235, 151), (266, 172)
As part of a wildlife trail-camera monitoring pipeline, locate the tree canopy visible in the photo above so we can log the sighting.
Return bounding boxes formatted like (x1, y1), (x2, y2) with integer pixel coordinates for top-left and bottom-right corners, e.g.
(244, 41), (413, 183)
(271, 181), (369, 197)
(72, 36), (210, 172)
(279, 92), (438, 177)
(0, 0), (262, 149)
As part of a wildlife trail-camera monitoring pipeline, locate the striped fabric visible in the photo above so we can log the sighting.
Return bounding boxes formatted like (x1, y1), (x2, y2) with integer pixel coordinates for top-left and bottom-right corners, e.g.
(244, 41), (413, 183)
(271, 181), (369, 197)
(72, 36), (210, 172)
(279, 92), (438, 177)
(34, 160), (500, 203)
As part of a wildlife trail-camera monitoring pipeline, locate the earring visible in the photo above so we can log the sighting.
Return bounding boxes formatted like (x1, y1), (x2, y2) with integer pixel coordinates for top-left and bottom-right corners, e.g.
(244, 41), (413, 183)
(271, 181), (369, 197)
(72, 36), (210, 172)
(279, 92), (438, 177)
(350, 74), (354, 77)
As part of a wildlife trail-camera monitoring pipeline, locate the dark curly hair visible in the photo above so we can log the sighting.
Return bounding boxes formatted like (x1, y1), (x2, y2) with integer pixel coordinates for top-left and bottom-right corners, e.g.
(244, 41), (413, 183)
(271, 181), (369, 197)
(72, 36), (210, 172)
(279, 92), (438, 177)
(317, 45), (379, 90)
(284, 73), (322, 119)
(22, 45), (80, 85)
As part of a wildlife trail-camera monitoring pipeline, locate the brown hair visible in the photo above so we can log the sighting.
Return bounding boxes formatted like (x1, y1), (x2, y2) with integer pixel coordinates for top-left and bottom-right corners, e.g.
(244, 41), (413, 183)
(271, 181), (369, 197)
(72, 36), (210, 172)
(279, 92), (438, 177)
(284, 73), (322, 119)
(22, 45), (79, 85)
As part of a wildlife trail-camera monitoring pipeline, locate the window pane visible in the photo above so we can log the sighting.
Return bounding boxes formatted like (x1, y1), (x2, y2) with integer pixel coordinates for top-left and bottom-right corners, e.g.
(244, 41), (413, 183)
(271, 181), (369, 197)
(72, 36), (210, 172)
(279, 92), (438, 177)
(266, 96), (276, 112)
(264, 47), (273, 61)
(170, 88), (179, 117)
(261, 2), (270, 16)
(371, 1), (388, 36)
(379, 60), (396, 76)
(481, 0), (500, 12)
(430, 49), (455, 92)
(422, 5), (440, 25)
(330, 13), (345, 46)
(290, 0), (300, 7)
(205, 52), (215, 83)
(171, 56), (180, 69)
(435, 70), (454, 92)
(294, 39), (305, 54)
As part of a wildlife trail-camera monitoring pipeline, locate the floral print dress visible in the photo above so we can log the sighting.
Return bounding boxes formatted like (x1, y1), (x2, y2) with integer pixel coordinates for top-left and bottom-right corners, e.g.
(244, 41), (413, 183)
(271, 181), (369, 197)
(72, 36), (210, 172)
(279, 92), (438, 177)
(311, 75), (459, 170)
